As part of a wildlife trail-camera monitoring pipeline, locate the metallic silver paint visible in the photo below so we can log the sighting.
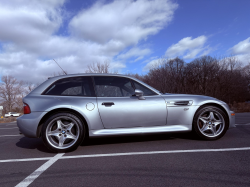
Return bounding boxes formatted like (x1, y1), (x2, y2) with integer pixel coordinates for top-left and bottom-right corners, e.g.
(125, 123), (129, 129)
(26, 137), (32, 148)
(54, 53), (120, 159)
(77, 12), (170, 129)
(86, 103), (95, 111)
(96, 95), (167, 128)
(17, 112), (47, 138)
(89, 125), (189, 136)
(135, 89), (145, 100)
(17, 73), (235, 139)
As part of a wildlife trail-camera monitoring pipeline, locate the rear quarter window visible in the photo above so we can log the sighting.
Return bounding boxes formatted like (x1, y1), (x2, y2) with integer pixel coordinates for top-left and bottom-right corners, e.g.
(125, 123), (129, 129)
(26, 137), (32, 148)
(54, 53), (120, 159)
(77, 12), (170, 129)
(44, 77), (95, 97)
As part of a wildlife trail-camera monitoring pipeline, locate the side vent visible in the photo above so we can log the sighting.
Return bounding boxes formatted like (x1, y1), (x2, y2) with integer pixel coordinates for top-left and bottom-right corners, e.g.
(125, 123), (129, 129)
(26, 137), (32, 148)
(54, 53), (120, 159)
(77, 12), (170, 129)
(174, 101), (190, 106)
(166, 100), (193, 106)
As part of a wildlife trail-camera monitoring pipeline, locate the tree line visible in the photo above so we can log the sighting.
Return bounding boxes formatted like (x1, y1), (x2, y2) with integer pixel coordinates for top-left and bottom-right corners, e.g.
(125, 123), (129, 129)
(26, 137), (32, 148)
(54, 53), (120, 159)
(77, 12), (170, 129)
(129, 56), (250, 104)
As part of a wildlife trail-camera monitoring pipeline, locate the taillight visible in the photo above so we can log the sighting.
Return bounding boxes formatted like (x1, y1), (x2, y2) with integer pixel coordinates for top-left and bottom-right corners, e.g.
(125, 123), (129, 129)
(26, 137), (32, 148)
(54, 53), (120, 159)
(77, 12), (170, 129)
(23, 103), (31, 114)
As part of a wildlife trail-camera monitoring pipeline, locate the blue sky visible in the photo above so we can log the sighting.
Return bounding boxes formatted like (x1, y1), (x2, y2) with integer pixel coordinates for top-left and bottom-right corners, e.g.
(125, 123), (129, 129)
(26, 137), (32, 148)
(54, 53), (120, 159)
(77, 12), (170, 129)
(0, 0), (249, 82)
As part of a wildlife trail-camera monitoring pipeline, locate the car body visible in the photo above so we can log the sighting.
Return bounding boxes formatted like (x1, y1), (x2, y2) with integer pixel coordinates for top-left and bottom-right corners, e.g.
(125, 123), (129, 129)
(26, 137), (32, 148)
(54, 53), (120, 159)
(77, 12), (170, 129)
(17, 74), (235, 152)
(5, 112), (20, 117)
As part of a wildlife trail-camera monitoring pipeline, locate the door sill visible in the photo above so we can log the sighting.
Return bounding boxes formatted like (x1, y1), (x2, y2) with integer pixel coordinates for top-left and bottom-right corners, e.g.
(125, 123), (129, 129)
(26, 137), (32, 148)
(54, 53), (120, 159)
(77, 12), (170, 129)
(89, 125), (190, 137)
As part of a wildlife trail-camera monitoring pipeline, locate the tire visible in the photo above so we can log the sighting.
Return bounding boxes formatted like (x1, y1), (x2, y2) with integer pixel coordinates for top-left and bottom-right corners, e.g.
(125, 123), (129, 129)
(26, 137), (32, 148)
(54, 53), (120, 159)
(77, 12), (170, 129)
(42, 112), (85, 153)
(193, 105), (228, 140)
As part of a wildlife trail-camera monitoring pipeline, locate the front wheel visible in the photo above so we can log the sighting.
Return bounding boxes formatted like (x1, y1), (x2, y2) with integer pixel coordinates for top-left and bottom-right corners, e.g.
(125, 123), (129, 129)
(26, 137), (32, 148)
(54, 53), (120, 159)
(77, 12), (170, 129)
(42, 112), (85, 152)
(193, 106), (228, 140)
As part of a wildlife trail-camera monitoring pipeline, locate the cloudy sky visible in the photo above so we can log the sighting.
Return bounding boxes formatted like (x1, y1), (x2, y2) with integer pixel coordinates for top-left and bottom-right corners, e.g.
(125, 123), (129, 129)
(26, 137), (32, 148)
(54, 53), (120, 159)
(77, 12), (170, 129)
(0, 0), (249, 82)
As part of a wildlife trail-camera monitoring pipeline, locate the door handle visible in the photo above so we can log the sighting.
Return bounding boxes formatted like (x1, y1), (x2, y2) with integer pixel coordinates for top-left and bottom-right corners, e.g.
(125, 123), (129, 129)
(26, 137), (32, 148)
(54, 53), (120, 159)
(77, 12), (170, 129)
(102, 102), (115, 106)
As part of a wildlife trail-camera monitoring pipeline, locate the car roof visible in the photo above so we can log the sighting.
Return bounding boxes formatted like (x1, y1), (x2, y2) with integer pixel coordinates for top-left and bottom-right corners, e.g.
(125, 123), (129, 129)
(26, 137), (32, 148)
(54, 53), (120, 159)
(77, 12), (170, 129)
(47, 73), (131, 79)
(30, 73), (161, 95)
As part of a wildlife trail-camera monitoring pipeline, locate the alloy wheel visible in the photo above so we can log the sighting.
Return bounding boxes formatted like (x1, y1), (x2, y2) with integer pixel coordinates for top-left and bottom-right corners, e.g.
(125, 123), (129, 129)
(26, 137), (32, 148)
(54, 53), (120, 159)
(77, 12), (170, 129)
(45, 116), (80, 149)
(197, 109), (225, 138)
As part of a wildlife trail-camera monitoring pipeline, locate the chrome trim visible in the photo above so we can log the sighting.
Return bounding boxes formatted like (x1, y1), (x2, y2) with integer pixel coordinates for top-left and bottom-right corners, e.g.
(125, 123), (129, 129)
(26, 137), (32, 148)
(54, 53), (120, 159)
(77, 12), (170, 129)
(166, 100), (193, 106)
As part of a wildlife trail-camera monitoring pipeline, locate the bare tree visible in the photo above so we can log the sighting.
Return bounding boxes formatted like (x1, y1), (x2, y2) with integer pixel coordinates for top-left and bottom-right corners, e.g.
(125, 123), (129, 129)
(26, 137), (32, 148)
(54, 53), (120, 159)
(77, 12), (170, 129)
(14, 82), (39, 113)
(85, 61), (118, 74)
(141, 55), (249, 104)
(143, 57), (186, 94)
(0, 75), (24, 113)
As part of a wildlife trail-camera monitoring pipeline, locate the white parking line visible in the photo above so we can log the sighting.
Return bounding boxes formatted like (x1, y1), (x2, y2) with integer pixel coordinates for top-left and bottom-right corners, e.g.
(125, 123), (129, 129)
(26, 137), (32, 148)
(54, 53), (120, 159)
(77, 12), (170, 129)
(15, 153), (64, 187)
(1, 147), (250, 164)
(0, 127), (18, 129)
(0, 157), (53, 163)
(236, 123), (250, 126)
(61, 147), (250, 159)
(0, 135), (21, 137)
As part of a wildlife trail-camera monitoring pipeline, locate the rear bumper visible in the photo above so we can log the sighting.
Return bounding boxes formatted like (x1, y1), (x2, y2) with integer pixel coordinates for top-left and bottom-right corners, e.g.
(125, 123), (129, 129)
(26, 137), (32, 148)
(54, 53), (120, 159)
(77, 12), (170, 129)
(229, 111), (236, 128)
(17, 112), (47, 138)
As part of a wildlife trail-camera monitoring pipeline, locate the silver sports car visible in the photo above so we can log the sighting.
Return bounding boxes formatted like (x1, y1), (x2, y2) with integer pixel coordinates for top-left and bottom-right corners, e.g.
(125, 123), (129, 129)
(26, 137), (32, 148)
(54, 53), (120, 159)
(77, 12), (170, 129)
(17, 74), (235, 152)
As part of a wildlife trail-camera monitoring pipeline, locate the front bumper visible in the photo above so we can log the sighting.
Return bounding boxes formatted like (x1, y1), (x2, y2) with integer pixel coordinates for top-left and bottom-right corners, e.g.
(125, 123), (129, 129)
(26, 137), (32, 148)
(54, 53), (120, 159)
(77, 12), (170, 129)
(17, 112), (47, 138)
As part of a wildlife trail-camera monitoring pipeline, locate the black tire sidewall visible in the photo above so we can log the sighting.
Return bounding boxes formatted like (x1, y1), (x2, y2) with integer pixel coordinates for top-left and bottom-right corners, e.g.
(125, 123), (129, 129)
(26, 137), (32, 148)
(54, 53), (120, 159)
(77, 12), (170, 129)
(42, 112), (85, 153)
(193, 106), (229, 140)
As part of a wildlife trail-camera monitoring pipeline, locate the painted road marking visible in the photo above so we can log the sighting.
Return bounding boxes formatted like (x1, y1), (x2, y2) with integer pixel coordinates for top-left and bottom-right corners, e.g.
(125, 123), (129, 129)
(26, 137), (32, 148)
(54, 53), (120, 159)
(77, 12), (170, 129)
(0, 127), (18, 129)
(61, 147), (250, 159)
(0, 135), (21, 137)
(235, 123), (250, 126)
(15, 153), (64, 187)
(1, 147), (250, 163)
(0, 157), (53, 163)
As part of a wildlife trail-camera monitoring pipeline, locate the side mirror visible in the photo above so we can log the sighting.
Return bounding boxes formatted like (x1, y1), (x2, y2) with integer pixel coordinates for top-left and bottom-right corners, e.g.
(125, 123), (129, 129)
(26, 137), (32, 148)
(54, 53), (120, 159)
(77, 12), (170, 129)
(134, 89), (145, 100)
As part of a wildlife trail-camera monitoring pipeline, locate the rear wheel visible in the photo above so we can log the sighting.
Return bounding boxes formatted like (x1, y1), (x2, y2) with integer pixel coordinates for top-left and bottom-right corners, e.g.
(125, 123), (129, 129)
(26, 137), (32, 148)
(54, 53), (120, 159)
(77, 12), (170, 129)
(42, 112), (85, 152)
(193, 105), (228, 140)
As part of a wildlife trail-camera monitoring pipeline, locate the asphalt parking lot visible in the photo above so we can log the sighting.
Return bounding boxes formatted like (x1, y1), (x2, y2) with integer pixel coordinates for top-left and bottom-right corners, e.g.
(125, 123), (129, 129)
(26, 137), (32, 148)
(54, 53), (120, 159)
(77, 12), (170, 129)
(0, 113), (250, 187)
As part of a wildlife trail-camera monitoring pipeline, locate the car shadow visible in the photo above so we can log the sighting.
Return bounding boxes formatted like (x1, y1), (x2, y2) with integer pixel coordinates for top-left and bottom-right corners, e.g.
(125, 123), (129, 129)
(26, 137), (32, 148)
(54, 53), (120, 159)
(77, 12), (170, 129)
(82, 132), (200, 147)
(16, 137), (52, 153)
(15, 132), (200, 153)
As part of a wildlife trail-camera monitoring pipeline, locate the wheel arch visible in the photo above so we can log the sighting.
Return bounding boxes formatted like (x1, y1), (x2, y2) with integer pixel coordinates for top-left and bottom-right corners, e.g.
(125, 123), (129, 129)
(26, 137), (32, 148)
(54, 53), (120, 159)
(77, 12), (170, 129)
(36, 108), (89, 138)
(192, 103), (230, 130)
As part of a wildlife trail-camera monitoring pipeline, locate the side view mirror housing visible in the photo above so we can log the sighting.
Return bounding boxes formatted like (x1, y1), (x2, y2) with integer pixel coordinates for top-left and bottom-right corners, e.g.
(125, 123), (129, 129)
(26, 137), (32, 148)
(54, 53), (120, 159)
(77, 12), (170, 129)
(134, 89), (145, 100)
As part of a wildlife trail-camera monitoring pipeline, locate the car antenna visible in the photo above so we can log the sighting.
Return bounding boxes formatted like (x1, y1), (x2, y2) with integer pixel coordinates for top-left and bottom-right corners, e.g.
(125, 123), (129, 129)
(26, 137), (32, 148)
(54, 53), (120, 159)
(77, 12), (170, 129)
(53, 59), (67, 75)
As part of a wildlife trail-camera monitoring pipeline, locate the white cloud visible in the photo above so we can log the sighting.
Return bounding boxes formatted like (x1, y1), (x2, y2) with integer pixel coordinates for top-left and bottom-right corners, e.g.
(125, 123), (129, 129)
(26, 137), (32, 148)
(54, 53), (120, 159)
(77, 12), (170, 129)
(0, 0), (64, 44)
(69, 0), (178, 45)
(228, 37), (250, 64)
(143, 58), (165, 71)
(230, 37), (250, 54)
(165, 35), (209, 59)
(117, 47), (151, 62)
(0, 0), (178, 82)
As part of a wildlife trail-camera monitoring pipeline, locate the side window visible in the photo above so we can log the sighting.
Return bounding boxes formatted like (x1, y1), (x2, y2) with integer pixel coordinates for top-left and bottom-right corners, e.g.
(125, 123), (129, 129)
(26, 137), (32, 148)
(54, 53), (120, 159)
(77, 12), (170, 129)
(44, 77), (95, 96)
(94, 76), (134, 97)
(132, 81), (157, 96)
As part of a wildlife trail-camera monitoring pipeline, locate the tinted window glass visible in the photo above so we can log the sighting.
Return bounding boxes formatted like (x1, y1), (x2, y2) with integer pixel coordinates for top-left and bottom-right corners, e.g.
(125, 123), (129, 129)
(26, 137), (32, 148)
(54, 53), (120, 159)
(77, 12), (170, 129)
(44, 77), (95, 96)
(132, 81), (157, 96)
(94, 76), (134, 97)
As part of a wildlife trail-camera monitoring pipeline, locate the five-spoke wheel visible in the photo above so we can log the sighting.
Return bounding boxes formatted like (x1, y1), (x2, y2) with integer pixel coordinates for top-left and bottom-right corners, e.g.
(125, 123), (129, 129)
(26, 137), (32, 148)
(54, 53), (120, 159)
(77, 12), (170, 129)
(193, 106), (228, 140)
(42, 113), (85, 152)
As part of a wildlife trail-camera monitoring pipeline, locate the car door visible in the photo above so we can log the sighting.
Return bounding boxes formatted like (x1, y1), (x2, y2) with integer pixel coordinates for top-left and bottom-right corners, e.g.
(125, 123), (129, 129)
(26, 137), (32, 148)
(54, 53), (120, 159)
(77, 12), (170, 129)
(94, 76), (167, 128)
